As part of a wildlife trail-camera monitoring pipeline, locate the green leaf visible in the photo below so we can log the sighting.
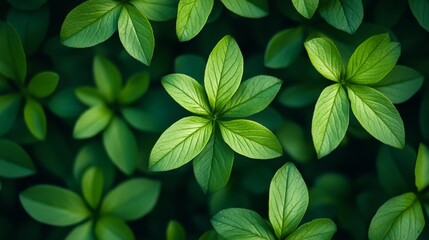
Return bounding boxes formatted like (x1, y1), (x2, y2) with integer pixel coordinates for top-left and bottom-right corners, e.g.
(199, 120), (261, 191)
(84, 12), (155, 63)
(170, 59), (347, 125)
(174, 54), (206, 81)
(285, 218), (337, 240)
(149, 116), (213, 171)
(199, 230), (226, 240)
(167, 220), (186, 240)
(130, 0), (177, 21)
(205, 35), (244, 112)
(81, 167), (103, 209)
(292, 0), (319, 19)
(346, 33), (401, 84)
(101, 178), (161, 220)
(0, 94), (20, 136)
(119, 72), (150, 105)
(60, 0), (123, 47)
(312, 84), (349, 158)
(269, 162), (309, 238)
(120, 107), (157, 132)
(118, 5), (154, 65)
(416, 144), (429, 192)
(176, 0), (214, 41)
(93, 55), (122, 102)
(27, 71), (59, 98)
(220, 0), (269, 18)
(73, 105), (113, 139)
(66, 221), (96, 240)
(193, 129), (234, 193)
(95, 216), (135, 240)
(75, 87), (105, 107)
(409, 0), (429, 32)
(319, 0), (363, 34)
(102, 117), (138, 175)
(219, 119), (282, 159)
(24, 99), (47, 140)
(220, 75), (281, 118)
(347, 85), (404, 148)
(304, 37), (343, 81)
(370, 65), (423, 104)
(368, 192), (425, 240)
(0, 139), (35, 178)
(162, 73), (211, 115)
(20, 185), (90, 226)
(7, 0), (46, 11)
(278, 85), (326, 108)
(212, 208), (276, 240)
(0, 21), (27, 82)
(264, 27), (304, 69)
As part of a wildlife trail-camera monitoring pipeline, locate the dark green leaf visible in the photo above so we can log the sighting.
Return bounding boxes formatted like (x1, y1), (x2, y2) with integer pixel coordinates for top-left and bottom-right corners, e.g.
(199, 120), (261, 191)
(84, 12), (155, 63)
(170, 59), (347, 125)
(24, 99), (47, 140)
(93, 55), (122, 102)
(167, 220), (186, 240)
(174, 54), (206, 81)
(66, 221), (95, 240)
(199, 230), (226, 240)
(0, 94), (20, 136)
(264, 27), (304, 69)
(319, 0), (363, 34)
(119, 72), (150, 105)
(121, 107), (158, 132)
(130, 0), (178, 21)
(278, 85), (321, 108)
(27, 71), (59, 98)
(0, 21), (27, 82)
(285, 218), (337, 240)
(409, 0), (429, 32)
(7, 0), (46, 11)
(81, 167), (103, 209)
(220, 0), (269, 18)
(292, 0), (319, 19)
(0, 139), (35, 178)
(416, 144), (429, 192)
(75, 87), (105, 107)
(73, 105), (113, 139)
(49, 88), (85, 119)
(176, 0), (214, 41)
(277, 121), (313, 163)
(95, 216), (135, 240)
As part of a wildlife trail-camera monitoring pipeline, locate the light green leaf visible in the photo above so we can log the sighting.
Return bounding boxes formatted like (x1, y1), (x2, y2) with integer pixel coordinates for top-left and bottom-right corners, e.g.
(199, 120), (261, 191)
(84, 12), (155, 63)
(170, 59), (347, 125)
(221, 75), (281, 118)
(193, 129), (234, 193)
(319, 0), (363, 34)
(416, 144), (429, 192)
(292, 0), (319, 19)
(24, 99), (47, 140)
(167, 220), (186, 240)
(119, 72), (150, 105)
(95, 216), (135, 240)
(102, 117), (138, 175)
(369, 192), (425, 240)
(285, 218), (337, 240)
(101, 178), (161, 220)
(312, 84), (349, 158)
(409, 0), (429, 32)
(93, 55), (122, 102)
(66, 221), (96, 240)
(269, 162), (309, 238)
(220, 0), (269, 18)
(370, 65), (423, 104)
(60, 0), (123, 47)
(205, 35), (243, 112)
(20, 185), (90, 226)
(73, 105), (113, 139)
(264, 27), (304, 69)
(219, 119), (282, 159)
(0, 94), (20, 136)
(346, 33), (401, 84)
(81, 167), (103, 209)
(130, 0), (177, 21)
(0, 139), (35, 178)
(176, 0), (214, 41)
(162, 73), (211, 115)
(27, 71), (59, 98)
(304, 37), (343, 81)
(75, 87), (105, 106)
(118, 5), (154, 65)
(212, 208), (276, 240)
(0, 21), (27, 82)
(347, 85), (404, 148)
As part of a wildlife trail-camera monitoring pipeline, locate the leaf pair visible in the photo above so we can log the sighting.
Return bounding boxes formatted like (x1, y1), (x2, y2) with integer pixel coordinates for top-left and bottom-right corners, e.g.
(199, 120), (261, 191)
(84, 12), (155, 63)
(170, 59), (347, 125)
(149, 35), (282, 192)
(212, 162), (337, 239)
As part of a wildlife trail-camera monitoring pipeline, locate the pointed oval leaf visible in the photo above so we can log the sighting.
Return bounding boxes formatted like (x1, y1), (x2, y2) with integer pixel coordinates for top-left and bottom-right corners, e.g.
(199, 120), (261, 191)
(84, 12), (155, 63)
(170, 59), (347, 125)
(95, 216), (135, 240)
(81, 166), (104, 209)
(212, 208), (276, 240)
(0, 139), (35, 178)
(220, 0), (269, 18)
(416, 144), (429, 192)
(20, 185), (90, 226)
(60, 0), (122, 47)
(319, 0), (363, 34)
(119, 72), (150, 105)
(24, 99), (47, 140)
(304, 37), (343, 82)
(176, 0), (214, 41)
(149, 116), (213, 171)
(167, 220), (186, 240)
(292, 0), (319, 19)
(75, 87), (105, 107)
(66, 221), (95, 240)
(27, 71), (59, 98)
(73, 105), (113, 139)
(0, 94), (20, 136)
(369, 192), (425, 240)
(130, 0), (177, 21)
(101, 178), (161, 220)
(219, 119), (282, 159)
(93, 55), (122, 102)
(347, 85), (404, 148)
(118, 5), (154, 66)
(0, 21), (26, 83)
(264, 27), (304, 69)
(409, 0), (429, 32)
(285, 218), (337, 240)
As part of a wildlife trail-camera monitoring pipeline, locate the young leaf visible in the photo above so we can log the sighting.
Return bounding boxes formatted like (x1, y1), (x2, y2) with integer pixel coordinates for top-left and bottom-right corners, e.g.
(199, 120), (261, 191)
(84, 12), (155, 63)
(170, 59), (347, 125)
(220, 75), (282, 118)
(0, 139), (35, 178)
(60, 0), (123, 47)
(75, 87), (105, 106)
(73, 105), (113, 139)
(176, 0), (214, 41)
(119, 72), (150, 105)
(347, 85), (404, 148)
(66, 221), (95, 240)
(130, 0), (177, 21)
(95, 216), (135, 240)
(219, 119), (283, 159)
(409, 0), (429, 32)
(118, 5), (154, 66)
(346, 33), (401, 84)
(81, 167), (104, 209)
(149, 116), (213, 171)
(291, 0), (319, 19)
(205, 35), (244, 112)
(368, 192), (425, 240)
(24, 99), (47, 140)
(318, 0), (363, 34)
(312, 84), (349, 158)
(93, 55), (122, 102)
(162, 73), (211, 116)
(285, 218), (337, 240)
(220, 0), (269, 18)
(264, 27), (304, 69)
(415, 144), (429, 192)
(101, 178), (161, 220)
(269, 162), (309, 238)
(0, 21), (27, 83)
(193, 129), (234, 193)
(167, 220), (186, 240)
(304, 37), (343, 81)
(212, 208), (276, 240)
(0, 94), (20, 136)
(20, 185), (90, 226)
(27, 71), (59, 98)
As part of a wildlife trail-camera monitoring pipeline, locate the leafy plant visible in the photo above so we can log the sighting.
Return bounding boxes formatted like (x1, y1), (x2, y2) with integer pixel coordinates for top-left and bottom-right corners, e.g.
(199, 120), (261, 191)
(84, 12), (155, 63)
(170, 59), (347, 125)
(0, 139), (35, 178)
